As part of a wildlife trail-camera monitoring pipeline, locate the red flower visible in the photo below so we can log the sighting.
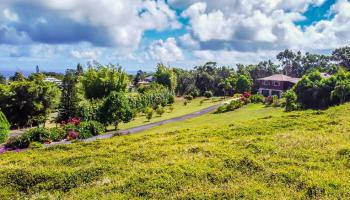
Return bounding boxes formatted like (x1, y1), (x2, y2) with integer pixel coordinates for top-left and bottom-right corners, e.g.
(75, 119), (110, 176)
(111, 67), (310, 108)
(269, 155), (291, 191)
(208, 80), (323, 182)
(68, 117), (81, 126)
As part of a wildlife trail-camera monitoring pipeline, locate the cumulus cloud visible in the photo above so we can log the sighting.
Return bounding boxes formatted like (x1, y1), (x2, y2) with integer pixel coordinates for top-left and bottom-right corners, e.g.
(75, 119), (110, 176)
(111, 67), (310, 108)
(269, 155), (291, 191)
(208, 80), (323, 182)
(0, 0), (180, 52)
(147, 37), (184, 62)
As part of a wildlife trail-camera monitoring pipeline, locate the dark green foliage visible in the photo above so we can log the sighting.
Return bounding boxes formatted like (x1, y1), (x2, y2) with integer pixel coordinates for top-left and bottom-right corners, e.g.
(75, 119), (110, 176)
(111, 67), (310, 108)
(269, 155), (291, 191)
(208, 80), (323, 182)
(332, 46), (350, 70)
(57, 69), (81, 122)
(235, 75), (252, 93)
(77, 121), (104, 139)
(9, 72), (25, 82)
(0, 110), (10, 143)
(184, 95), (193, 101)
(0, 74), (6, 84)
(5, 127), (67, 149)
(204, 91), (213, 98)
(98, 92), (134, 129)
(82, 64), (129, 99)
(0, 76), (60, 127)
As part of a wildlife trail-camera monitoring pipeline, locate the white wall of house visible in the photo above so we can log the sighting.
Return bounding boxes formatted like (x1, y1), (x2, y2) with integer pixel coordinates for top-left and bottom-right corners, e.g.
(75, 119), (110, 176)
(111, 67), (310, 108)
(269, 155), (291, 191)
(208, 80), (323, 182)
(258, 88), (284, 98)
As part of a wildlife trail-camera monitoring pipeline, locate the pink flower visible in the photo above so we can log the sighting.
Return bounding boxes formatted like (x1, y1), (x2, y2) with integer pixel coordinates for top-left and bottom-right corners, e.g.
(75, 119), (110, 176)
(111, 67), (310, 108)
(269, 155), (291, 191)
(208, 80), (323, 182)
(67, 131), (78, 140)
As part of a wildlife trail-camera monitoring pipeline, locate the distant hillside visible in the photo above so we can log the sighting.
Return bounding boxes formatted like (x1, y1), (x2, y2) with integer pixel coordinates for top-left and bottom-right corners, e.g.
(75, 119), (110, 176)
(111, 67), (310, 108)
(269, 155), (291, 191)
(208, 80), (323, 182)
(0, 104), (350, 199)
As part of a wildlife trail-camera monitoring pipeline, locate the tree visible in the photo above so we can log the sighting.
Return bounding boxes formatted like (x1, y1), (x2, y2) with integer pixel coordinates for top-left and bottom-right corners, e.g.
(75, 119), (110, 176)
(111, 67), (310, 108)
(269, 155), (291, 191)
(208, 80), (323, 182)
(277, 49), (303, 77)
(0, 110), (10, 143)
(332, 47), (350, 70)
(9, 72), (25, 82)
(331, 80), (350, 104)
(82, 64), (129, 99)
(36, 65), (40, 73)
(154, 63), (177, 92)
(98, 92), (134, 130)
(0, 77), (60, 127)
(235, 75), (252, 93)
(133, 70), (147, 86)
(284, 90), (298, 112)
(76, 63), (84, 75)
(57, 70), (82, 122)
(0, 74), (6, 84)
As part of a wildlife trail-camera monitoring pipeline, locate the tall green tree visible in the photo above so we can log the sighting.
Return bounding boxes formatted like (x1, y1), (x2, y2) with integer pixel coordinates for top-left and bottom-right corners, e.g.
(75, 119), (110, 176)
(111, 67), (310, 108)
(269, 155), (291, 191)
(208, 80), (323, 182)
(235, 75), (252, 93)
(154, 63), (177, 92)
(82, 64), (129, 99)
(57, 70), (82, 122)
(98, 92), (134, 130)
(332, 46), (350, 70)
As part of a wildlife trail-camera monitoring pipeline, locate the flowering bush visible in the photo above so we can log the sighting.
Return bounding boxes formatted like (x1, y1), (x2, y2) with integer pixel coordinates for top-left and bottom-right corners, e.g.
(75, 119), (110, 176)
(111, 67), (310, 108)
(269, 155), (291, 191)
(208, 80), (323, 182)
(67, 131), (78, 140)
(242, 92), (251, 99)
(265, 96), (274, 105)
(68, 117), (81, 126)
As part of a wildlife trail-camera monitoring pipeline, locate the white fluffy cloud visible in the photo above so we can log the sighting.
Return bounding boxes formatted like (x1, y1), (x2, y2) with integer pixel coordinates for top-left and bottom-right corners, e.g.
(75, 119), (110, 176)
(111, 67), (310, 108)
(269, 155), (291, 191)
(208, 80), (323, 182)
(147, 37), (184, 62)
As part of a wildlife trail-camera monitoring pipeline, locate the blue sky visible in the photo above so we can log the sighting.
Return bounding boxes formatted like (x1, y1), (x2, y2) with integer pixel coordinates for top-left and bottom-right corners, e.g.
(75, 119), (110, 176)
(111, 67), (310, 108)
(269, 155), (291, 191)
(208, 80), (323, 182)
(0, 0), (349, 73)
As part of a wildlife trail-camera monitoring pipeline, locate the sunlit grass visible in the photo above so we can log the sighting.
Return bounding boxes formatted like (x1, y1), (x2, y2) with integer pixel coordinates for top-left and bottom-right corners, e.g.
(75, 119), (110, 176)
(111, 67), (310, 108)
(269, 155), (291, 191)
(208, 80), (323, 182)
(1, 103), (350, 199)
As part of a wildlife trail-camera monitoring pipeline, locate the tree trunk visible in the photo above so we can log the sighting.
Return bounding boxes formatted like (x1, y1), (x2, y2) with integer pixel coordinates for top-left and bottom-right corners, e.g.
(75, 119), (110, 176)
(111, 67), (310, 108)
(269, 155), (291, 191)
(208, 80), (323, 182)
(114, 121), (119, 130)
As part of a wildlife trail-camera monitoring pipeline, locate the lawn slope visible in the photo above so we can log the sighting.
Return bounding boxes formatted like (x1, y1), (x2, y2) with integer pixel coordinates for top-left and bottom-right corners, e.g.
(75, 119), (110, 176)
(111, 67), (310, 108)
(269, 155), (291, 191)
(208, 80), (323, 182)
(1, 104), (350, 199)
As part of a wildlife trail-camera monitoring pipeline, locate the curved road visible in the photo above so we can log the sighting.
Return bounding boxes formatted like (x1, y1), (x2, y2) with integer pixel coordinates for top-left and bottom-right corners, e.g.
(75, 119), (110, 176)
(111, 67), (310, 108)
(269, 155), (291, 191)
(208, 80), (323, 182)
(46, 103), (224, 147)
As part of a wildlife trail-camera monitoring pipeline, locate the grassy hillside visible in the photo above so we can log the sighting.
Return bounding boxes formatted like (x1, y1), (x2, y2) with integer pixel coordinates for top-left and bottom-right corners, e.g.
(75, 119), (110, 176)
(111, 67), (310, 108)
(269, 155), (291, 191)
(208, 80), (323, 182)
(1, 104), (350, 199)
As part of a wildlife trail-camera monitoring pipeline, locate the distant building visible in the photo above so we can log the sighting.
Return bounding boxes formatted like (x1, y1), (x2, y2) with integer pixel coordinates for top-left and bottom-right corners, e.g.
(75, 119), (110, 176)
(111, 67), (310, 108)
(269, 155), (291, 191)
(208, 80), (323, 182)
(257, 74), (300, 98)
(44, 77), (62, 86)
(144, 76), (153, 83)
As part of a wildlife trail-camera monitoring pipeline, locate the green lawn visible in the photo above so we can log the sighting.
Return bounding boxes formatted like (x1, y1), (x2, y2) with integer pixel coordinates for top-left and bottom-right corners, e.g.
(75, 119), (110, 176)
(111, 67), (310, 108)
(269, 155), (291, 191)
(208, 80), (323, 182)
(1, 103), (350, 199)
(116, 97), (228, 130)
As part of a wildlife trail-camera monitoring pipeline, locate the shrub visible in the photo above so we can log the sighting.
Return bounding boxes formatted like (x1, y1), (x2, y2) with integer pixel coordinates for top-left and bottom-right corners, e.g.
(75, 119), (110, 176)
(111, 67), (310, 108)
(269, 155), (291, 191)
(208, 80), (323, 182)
(29, 142), (44, 149)
(216, 105), (228, 113)
(184, 95), (193, 101)
(204, 91), (213, 98)
(242, 92), (251, 99)
(284, 90), (298, 112)
(190, 89), (200, 98)
(48, 127), (66, 142)
(155, 106), (165, 117)
(26, 128), (51, 143)
(144, 107), (153, 121)
(5, 133), (31, 149)
(168, 106), (174, 113)
(67, 131), (78, 140)
(0, 110), (10, 143)
(77, 121), (105, 139)
(250, 94), (264, 103)
(227, 99), (243, 111)
(68, 117), (81, 126)
(168, 95), (175, 104)
(264, 96), (273, 105)
(272, 96), (280, 107)
(184, 100), (189, 106)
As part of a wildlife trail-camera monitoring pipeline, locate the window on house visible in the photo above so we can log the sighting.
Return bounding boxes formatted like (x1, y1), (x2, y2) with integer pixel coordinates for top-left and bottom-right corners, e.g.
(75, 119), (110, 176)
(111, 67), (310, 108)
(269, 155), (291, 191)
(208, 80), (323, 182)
(273, 81), (280, 86)
(263, 81), (270, 85)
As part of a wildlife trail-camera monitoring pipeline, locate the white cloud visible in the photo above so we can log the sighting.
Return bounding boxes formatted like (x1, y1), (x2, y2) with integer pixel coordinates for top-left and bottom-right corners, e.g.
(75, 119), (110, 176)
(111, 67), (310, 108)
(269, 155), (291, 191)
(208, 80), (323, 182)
(147, 37), (184, 62)
(40, 0), (179, 51)
(179, 33), (200, 49)
(3, 8), (18, 22)
(70, 49), (100, 59)
(193, 49), (278, 66)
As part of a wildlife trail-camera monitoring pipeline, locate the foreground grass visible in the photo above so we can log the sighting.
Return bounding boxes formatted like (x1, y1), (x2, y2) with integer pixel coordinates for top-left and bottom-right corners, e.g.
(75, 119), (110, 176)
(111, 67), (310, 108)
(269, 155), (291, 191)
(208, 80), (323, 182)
(116, 97), (226, 130)
(1, 104), (350, 199)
